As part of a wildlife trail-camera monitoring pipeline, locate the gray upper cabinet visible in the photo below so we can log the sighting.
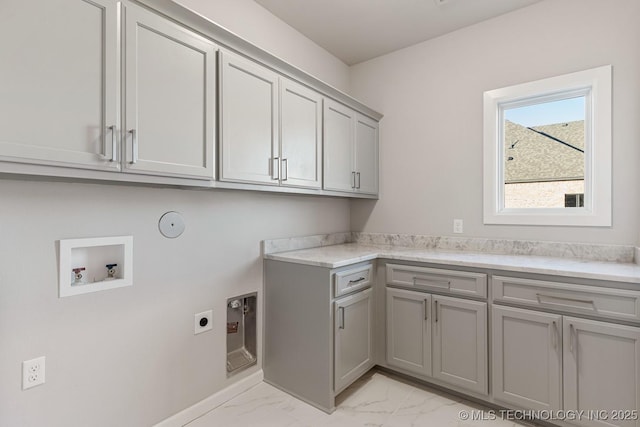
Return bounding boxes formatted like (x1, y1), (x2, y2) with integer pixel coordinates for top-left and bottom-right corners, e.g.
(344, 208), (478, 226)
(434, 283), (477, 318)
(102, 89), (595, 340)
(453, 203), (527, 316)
(563, 317), (640, 427)
(0, 0), (380, 196)
(324, 100), (355, 192)
(220, 50), (279, 185)
(0, 0), (119, 171)
(123, 3), (216, 179)
(354, 114), (379, 195)
(279, 78), (323, 189)
(492, 305), (562, 411)
(324, 99), (379, 195)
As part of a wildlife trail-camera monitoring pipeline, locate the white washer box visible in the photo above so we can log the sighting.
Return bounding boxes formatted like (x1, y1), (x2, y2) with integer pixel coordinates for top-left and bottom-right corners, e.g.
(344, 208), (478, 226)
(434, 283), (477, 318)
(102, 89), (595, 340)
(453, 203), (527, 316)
(58, 236), (133, 298)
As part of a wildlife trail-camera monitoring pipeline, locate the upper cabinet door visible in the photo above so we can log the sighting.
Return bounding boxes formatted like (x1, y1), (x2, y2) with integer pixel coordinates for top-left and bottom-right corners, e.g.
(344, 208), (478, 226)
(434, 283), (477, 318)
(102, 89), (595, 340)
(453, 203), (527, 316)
(324, 99), (355, 192)
(123, 3), (216, 179)
(279, 78), (322, 189)
(355, 114), (379, 195)
(0, 0), (119, 170)
(220, 51), (279, 185)
(563, 317), (640, 427)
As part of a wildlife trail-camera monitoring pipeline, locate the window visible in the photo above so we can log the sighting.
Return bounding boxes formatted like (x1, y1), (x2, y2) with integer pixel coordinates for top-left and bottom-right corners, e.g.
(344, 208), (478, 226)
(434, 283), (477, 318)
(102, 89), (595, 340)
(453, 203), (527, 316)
(483, 65), (612, 226)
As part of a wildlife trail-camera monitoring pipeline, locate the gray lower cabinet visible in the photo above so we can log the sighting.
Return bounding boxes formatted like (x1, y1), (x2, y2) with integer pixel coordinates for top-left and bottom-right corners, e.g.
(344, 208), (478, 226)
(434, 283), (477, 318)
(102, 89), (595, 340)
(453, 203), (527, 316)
(386, 287), (488, 395)
(334, 288), (374, 393)
(563, 317), (640, 427)
(264, 260), (374, 413)
(492, 305), (562, 411)
(386, 288), (431, 376)
(432, 295), (488, 395)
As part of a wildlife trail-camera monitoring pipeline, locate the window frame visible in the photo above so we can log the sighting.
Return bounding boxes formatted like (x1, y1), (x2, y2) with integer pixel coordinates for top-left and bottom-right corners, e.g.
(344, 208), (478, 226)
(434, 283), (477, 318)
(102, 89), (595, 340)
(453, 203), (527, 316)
(483, 65), (612, 227)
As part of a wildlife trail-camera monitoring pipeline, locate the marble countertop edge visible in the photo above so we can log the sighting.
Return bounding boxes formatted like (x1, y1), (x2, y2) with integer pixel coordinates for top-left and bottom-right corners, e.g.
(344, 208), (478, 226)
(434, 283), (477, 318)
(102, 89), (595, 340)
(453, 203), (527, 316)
(263, 243), (640, 284)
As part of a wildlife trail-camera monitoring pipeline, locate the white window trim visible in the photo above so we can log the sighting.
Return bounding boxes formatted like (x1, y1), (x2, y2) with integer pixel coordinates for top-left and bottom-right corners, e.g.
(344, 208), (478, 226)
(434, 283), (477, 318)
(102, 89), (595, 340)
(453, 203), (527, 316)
(483, 65), (612, 227)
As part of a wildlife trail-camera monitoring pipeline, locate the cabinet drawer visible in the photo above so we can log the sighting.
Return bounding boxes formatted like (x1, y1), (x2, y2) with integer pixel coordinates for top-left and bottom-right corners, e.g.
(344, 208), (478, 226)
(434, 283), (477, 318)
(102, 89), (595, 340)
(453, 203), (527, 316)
(386, 264), (487, 298)
(492, 275), (640, 323)
(334, 264), (373, 297)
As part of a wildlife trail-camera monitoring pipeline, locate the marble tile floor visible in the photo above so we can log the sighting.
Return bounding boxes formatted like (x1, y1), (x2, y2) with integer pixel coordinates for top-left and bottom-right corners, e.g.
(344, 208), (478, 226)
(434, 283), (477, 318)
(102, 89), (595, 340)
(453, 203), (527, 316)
(187, 369), (529, 427)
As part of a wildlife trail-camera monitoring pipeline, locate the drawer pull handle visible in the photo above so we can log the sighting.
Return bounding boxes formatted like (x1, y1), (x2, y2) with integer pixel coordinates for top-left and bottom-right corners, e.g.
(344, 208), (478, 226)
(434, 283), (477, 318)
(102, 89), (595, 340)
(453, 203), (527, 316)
(536, 293), (595, 306)
(348, 277), (366, 284)
(413, 277), (451, 287)
(338, 306), (345, 329)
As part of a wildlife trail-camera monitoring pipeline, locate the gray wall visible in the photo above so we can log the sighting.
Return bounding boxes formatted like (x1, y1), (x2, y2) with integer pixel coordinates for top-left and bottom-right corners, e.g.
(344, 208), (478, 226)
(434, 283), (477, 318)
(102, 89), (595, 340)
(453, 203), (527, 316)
(0, 1), (351, 425)
(0, 180), (349, 426)
(349, 0), (640, 245)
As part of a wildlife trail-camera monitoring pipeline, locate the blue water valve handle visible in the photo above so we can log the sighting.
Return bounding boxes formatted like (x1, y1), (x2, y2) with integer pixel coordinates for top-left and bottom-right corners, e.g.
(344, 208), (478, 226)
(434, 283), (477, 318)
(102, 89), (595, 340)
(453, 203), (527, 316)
(106, 264), (118, 269)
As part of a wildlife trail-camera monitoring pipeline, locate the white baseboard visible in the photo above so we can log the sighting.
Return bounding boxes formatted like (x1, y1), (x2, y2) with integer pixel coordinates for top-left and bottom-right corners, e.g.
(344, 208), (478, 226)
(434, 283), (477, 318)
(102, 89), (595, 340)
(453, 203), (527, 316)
(154, 370), (264, 427)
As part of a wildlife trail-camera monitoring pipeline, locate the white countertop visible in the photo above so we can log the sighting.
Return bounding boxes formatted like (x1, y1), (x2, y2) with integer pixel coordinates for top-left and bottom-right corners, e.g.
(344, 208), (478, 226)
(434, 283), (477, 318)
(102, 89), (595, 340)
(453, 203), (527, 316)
(264, 243), (640, 284)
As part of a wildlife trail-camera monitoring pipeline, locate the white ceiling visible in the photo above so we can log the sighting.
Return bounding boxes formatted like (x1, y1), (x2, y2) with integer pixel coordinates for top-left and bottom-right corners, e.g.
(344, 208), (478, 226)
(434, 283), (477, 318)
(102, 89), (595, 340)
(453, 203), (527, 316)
(254, 0), (541, 65)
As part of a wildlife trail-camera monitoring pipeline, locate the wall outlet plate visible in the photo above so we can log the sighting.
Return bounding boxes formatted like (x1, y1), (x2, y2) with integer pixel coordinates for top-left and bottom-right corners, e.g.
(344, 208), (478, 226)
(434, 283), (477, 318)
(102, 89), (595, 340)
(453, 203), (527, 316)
(194, 310), (213, 335)
(453, 219), (464, 234)
(22, 356), (46, 390)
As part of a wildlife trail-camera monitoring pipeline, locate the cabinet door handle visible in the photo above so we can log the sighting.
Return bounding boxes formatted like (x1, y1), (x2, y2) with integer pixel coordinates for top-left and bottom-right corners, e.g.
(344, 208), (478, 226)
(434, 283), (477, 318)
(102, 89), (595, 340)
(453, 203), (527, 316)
(338, 306), (345, 329)
(569, 323), (575, 353)
(551, 321), (558, 349)
(435, 300), (438, 323)
(424, 299), (428, 320)
(272, 157), (280, 180)
(351, 171), (356, 189)
(282, 158), (288, 181)
(108, 125), (117, 162)
(129, 129), (137, 164)
(356, 172), (361, 189)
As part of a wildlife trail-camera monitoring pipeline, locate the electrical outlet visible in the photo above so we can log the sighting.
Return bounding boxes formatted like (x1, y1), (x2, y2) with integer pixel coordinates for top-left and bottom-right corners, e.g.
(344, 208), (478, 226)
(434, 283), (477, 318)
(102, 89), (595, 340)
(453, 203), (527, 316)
(194, 310), (213, 335)
(22, 356), (45, 390)
(453, 219), (464, 234)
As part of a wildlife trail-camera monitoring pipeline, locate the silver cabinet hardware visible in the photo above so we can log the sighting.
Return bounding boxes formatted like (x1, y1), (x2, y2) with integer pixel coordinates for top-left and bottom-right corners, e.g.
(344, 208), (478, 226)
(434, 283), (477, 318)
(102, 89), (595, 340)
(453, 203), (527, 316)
(412, 276), (451, 288)
(129, 129), (137, 164)
(536, 293), (595, 306)
(356, 172), (361, 189)
(569, 323), (574, 352)
(424, 299), (428, 320)
(108, 125), (117, 162)
(338, 306), (345, 329)
(351, 171), (356, 189)
(272, 157), (279, 180)
(348, 277), (366, 284)
(435, 300), (439, 323)
(282, 158), (288, 181)
(552, 321), (558, 349)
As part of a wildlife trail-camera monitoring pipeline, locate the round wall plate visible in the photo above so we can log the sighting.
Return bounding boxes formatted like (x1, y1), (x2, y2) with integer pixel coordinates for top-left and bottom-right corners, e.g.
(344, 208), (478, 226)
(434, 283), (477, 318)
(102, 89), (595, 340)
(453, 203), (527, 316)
(158, 211), (185, 238)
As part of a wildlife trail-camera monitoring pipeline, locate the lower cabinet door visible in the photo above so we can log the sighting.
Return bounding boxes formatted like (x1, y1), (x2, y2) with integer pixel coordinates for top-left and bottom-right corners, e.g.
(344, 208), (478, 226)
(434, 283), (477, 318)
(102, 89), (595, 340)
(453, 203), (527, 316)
(432, 295), (488, 395)
(334, 288), (373, 393)
(563, 317), (640, 427)
(492, 305), (562, 411)
(386, 287), (431, 376)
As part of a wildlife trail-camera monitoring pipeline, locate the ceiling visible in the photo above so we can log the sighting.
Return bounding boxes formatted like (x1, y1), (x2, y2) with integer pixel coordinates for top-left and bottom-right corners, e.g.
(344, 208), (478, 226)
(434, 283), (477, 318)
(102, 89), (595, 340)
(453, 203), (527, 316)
(254, 0), (541, 65)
